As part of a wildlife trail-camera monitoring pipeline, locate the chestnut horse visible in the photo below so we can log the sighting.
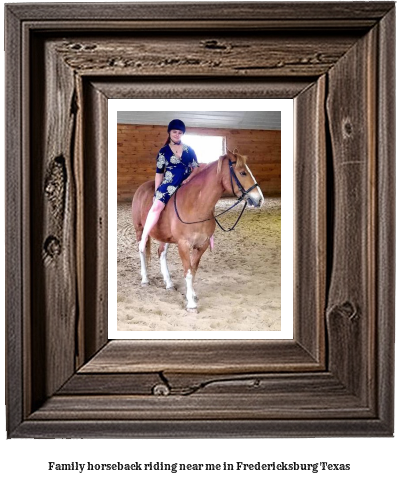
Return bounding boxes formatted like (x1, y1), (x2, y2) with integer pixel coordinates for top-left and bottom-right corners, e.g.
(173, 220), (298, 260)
(131, 149), (264, 311)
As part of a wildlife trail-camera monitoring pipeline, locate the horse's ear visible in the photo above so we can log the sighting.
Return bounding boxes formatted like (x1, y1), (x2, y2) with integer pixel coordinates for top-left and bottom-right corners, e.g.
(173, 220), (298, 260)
(226, 148), (239, 162)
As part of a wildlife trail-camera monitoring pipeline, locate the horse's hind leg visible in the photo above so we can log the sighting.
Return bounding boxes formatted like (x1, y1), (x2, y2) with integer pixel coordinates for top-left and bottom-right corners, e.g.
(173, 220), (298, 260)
(158, 243), (174, 290)
(134, 225), (150, 285)
(132, 199), (149, 285)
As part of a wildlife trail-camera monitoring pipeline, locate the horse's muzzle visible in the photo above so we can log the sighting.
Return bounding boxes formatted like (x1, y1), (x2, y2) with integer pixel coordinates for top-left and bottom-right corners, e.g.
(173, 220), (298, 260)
(247, 198), (259, 207)
(247, 192), (264, 208)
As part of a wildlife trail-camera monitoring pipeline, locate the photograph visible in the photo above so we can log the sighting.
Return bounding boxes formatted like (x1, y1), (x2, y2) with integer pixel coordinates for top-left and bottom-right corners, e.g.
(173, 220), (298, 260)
(112, 104), (291, 336)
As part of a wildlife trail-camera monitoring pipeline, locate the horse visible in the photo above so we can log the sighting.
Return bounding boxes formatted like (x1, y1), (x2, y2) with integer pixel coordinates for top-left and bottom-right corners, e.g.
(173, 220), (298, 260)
(131, 149), (264, 312)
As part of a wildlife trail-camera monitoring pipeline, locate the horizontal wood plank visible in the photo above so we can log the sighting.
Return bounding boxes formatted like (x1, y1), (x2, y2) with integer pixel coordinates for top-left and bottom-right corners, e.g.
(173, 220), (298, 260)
(8, 2), (394, 22)
(28, 390), (373, 421)
(59, 373), (162, 396)
(61, 371), (351, 397)
(79, 340), (322, 374)
(55, 34), (360, 78)
(13, 417), (392, 439)
(92, 79), (313, 100)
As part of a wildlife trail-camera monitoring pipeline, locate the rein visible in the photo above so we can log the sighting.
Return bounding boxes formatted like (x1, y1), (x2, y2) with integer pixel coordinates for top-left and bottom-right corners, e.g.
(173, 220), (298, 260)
(173, 159), (259, 232)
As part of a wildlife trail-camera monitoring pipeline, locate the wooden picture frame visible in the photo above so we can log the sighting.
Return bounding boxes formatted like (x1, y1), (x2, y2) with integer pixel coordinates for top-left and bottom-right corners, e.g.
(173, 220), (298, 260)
(5, 2), (395, 438)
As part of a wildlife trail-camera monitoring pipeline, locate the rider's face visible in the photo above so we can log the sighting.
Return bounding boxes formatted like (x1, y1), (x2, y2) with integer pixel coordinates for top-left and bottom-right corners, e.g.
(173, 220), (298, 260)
(170, 130), (183, 143)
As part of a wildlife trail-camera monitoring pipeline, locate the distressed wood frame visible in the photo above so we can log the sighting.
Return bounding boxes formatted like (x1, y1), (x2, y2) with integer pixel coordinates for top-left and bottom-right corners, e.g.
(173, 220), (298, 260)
(5, 2), (395, 438)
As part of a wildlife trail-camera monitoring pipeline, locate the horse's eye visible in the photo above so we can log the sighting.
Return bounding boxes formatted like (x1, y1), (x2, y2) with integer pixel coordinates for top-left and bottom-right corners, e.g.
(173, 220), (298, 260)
(239, 171), (247, 176)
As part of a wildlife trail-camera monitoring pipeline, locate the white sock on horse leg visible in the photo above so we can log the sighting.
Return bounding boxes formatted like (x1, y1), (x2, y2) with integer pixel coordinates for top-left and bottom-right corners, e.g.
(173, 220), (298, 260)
(160, 244), (174, 289)
(139, 249), (149, 285)
(185, 270), (197, 309)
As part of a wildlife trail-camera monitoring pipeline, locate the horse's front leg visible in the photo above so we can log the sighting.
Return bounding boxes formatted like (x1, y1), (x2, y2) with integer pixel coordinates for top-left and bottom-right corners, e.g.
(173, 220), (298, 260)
(190, 242), (209, 301)
(177, 240), (197, 312)
(158, 243), (174, 290)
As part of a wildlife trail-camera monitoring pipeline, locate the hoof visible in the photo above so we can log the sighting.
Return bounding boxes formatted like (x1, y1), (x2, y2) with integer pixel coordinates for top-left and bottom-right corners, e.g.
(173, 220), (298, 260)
(186, 307), (198, 314)
(166, 285), (176, 291)
(141, 281), (149, 287)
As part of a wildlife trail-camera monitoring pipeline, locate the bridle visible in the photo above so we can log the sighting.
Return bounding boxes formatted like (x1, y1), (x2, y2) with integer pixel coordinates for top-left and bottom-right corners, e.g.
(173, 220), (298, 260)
(228, 159), (260, 200)
(173, 159), (260, 232)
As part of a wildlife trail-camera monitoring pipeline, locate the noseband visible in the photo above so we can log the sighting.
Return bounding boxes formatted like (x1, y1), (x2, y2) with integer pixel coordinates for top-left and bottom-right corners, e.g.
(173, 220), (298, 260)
(174, 159), (259, 232)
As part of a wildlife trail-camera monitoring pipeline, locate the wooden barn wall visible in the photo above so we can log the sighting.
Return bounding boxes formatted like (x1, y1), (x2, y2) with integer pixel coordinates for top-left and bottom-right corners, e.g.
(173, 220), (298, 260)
(117, 124), (281, 201)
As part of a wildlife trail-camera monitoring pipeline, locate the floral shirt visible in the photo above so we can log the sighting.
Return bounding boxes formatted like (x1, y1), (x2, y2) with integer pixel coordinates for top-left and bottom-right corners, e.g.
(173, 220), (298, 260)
(156, 144), (199, 174)
(154, 144), (199, 204)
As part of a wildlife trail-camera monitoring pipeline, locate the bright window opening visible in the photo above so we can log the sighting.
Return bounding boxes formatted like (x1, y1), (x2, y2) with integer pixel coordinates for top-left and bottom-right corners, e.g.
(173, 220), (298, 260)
(182, 134), (225, 164)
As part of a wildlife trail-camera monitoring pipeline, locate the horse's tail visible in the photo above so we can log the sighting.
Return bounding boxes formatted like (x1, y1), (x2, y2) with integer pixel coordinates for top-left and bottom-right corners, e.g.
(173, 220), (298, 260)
(145, 236), (151, 263)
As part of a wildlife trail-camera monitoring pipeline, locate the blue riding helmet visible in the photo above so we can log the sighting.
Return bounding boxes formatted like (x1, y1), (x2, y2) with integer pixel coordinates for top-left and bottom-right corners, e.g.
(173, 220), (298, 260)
(167, 119), (186, 133)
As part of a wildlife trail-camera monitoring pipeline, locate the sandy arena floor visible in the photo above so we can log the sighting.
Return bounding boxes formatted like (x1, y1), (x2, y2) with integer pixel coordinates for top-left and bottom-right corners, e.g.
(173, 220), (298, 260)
(117, 197), (281, 332)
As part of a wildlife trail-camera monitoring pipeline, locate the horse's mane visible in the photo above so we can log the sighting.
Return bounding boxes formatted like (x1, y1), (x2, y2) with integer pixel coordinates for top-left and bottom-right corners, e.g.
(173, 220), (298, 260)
(216, 149), (247, 174)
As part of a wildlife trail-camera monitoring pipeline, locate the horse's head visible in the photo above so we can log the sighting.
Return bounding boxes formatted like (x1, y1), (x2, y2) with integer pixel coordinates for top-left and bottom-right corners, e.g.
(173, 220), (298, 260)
(217, 149), (264, 207)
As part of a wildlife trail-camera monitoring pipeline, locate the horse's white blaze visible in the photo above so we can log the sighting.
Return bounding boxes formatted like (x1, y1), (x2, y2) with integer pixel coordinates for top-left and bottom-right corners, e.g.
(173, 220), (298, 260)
(245, 163), (264, 206)
(185, 270), (197, 309)
(160, 243), (174, 289)
(139, 248), (149, 284)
